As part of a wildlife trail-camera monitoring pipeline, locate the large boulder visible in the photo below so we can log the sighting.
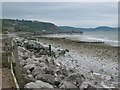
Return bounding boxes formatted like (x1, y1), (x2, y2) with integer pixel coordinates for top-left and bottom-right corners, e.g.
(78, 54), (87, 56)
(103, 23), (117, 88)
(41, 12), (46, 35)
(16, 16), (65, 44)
(55, 69), (63, 76)
(42, 66), (54, 75)
(55, 66), (69, 77)
(23, 64), (36, 72)
(21, 55), (29, 60)
(39, 55), (48, 62)
(80, 82), (96, 90)
(36, 62), (47, 68)
(55, 75), (65, 87)
(47, 57), (55, 66)
(35, 74), (55, 85)
(65, 73), (85, 87)
(23, 74), (36, 83)
(39, 48), (48, 55)
(25, 58), (35, 65)
(18, 46), (27, 53)
(27, 51), (34, 58)
(59, 81), (78, 88)
(19, 60), (26, 67)
(24, 80), (54, 88)
(32, 66), (45, 77)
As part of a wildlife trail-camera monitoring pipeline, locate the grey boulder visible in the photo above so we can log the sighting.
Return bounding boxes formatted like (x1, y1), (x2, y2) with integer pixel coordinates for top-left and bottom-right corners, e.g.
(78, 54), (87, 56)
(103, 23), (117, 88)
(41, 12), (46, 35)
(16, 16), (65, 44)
(65, 73), (85, 87)
(24, 80), (54, 88)
(59, 81), (78, 88)
(35, 74), (55, 85)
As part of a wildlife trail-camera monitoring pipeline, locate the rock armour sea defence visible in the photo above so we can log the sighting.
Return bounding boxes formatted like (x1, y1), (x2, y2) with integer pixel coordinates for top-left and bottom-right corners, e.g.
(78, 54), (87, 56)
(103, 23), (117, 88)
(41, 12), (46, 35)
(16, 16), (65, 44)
(13, 37), (118, 89)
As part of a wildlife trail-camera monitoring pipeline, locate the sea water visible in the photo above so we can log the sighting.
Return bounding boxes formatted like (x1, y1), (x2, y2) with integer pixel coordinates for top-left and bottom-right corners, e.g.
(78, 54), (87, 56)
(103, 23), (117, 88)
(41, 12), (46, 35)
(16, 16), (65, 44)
(45, 30), (119, 47)
(80, 30), (119, 47)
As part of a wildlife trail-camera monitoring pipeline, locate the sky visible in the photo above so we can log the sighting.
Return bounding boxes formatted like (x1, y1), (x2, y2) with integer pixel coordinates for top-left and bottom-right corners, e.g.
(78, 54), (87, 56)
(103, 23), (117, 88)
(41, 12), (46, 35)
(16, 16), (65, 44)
(2, 2), (118, 28)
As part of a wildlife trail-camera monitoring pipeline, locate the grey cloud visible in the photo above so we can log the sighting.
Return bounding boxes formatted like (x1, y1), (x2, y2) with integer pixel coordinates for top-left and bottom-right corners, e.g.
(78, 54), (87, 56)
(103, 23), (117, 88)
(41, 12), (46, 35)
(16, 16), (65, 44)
(2, 2), (118, 27)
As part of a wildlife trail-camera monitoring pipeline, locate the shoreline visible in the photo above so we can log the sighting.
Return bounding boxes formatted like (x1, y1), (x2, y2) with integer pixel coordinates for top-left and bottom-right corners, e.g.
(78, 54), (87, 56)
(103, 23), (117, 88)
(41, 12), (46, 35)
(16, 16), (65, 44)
(36, 36), (118, 75)
(12, 34), (119, 88)
(35, 36), (120, 48)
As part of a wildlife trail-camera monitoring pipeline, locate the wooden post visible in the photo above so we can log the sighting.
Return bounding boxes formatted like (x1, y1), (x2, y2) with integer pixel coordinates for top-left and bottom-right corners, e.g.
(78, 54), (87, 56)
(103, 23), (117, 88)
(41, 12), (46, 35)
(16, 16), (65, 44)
(13, 41), (26, 88)
(49, 45), (51, 56)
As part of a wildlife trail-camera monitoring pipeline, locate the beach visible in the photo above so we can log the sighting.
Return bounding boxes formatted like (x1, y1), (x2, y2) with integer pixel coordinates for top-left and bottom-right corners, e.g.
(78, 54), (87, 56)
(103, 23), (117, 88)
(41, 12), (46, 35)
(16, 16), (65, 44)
(36, 36), (119, 86)
(10, 33), (119, 88)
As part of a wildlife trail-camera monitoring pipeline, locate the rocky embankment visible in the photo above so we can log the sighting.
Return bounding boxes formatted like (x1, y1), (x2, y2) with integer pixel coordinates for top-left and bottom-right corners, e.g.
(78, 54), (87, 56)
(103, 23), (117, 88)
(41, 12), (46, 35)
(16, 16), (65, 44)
(13, 37), (118, 89)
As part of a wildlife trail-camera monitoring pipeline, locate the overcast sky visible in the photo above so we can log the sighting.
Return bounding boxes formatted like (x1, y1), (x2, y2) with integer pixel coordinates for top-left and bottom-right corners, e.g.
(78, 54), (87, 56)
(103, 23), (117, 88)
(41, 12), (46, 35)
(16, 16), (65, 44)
(2, 2), (118, 28)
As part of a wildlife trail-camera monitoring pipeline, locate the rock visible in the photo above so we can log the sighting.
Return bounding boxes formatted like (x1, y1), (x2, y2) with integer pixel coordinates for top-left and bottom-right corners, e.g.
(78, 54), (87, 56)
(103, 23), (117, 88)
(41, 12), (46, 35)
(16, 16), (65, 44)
(18, 46), (27, 53)
(23, 64), (36, 72)
(27, 70), (31, 74)
(80, 82), (89, 88)
(65, 73), (85, 87)
(59, 50), (66, 56)
(59, 81), (78, 88)
(27, 51), (34, 58)
(86, 84), (96, 90)
(39, 48), (48, 55)
(42, 66), (54, 75)
(39, 55), (48, 62)
(50, 51), (56, 57)
(33, 61), (40, 65)
(80, 82), (96, 89)
(55, 69), (63, 76)
(55, 67), (69, 77)
(35, 74), (55, 85)
(48, 57), (55, 66)
(19, 60), (26, 67)
(22, 68), (28, 74)
(65, 49), (69, 52)
(23, 74), (36, 83)
(37, 62), (47, 68)
(44, 58), (50, 66)
(55, 75), (65, 87)
(55, 61), (63, 67)
(61, 67), (69, 76)
(32, 66), (45, 77)
(26, 58), (34, 65)
(24, 80), (54, 88)
(33, 57), (40, 61)
(34, 52), (42, 57)
(21, 55), (29, 60)
(28, 74), (34, 79)
(68, 68), (76, 74)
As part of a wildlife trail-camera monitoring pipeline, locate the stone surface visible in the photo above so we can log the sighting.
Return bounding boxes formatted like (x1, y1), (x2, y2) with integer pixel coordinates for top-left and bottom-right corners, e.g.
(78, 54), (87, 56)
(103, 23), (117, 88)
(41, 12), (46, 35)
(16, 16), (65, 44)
(23, 74), (36, 83)
(59, 81), (78, 88)
(65, 73), (85, 87)
(32, 66), (45, 77)
(35, 74), (55, 85)
(42, 66), (54, 75)
(19, 60), (26, 67)
(55, 75), (65, 87)
(26, 58), (34, 65)
(24, 80), (54, 88)
(23, 64), (36, 72)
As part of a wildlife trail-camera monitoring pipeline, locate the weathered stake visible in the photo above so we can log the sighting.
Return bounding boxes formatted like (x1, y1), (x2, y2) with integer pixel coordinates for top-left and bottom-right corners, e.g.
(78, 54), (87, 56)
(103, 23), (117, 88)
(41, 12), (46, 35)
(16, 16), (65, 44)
(49, 45), (51, 56)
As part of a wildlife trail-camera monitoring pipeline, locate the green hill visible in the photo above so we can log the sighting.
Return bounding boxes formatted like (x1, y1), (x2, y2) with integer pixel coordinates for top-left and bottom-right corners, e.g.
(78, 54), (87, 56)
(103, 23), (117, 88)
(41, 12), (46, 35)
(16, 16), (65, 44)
(2, 19), (59, 33)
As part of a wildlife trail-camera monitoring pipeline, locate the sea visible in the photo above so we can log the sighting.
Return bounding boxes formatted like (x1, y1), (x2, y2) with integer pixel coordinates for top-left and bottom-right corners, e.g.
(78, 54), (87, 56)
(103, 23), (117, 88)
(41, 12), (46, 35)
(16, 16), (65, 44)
(46, 30), (119, 47)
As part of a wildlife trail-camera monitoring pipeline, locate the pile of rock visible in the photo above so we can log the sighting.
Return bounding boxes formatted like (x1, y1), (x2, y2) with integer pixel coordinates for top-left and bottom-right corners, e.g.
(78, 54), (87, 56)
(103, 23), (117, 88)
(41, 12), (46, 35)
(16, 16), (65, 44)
(19, 51), (86, 88)
(14, 37), (96, 89)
